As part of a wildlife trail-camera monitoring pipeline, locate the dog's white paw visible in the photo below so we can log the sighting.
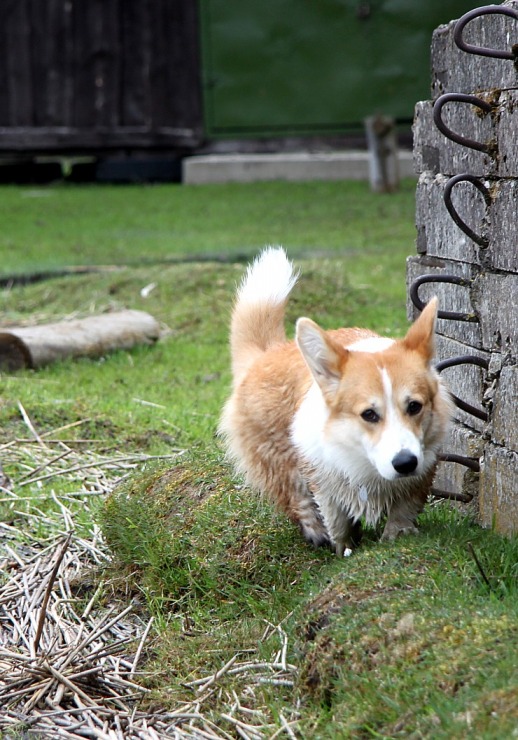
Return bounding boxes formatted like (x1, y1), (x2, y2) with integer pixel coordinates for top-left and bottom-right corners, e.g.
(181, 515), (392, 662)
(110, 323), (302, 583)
(335, 543), (353, 557)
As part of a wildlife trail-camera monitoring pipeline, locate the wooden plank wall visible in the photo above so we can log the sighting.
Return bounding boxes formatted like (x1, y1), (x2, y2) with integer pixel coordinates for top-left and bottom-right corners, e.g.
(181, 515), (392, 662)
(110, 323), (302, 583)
(0, 0), (203, 151)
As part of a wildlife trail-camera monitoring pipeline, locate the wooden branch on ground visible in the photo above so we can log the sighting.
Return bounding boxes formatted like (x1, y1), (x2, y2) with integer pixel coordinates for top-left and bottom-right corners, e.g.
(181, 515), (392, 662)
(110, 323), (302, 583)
(0, 310), (160, 370)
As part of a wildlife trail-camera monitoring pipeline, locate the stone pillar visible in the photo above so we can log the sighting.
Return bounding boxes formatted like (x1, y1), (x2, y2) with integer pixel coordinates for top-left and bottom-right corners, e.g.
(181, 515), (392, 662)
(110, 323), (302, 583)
(409, 1), (518, 534)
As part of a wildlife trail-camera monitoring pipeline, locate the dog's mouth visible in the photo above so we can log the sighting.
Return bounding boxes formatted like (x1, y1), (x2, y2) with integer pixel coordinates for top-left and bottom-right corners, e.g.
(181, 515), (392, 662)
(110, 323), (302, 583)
(393, 470), (420, 481)
(381, 470), (420, 483)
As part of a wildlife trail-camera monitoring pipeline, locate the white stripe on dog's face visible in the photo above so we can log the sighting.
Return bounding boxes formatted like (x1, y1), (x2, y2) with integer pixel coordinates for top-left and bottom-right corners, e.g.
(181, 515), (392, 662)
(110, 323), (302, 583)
(365, 368), (423, 481)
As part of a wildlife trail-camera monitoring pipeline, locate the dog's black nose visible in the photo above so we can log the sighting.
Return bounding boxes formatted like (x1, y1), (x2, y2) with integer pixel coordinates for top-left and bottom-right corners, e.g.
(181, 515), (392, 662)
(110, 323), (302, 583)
(392, 450), (418, 475)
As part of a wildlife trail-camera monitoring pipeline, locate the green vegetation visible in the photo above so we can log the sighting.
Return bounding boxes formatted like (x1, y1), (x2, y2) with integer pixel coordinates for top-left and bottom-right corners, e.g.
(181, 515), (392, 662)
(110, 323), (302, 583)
(0, 179), (415, 276)
(1, 179), (516, 738)
(298, 507), (518, 737)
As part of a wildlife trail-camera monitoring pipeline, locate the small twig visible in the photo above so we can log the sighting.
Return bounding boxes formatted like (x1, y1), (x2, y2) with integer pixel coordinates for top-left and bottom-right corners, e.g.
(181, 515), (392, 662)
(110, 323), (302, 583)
(132, 398), (166, 409)
(19, 448), (74, 482)
(278, 713), (299, 739)
(195, 654), (239, 693)
(81, 581), (106, 621)
(227, 661), (297, 676)
(4, 543), (26, 567)
(129, 616), (155, 680)
(467, 542), (492, 590)
(34, 532), (73, 653)
(40, 418), (93, 437)
(17, 401), (47, 447)
(220, 713), (263, 740)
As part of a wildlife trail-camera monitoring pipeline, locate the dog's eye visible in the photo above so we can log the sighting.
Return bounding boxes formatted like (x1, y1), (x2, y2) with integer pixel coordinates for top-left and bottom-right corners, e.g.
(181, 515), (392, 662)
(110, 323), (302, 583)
(407, 400), (423, 416)
(361, 409), (380, 424)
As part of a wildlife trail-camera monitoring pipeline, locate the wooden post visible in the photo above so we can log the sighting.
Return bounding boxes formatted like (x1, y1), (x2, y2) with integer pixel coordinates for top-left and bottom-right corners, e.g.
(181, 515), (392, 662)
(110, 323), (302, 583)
(364, 114), (400, 193)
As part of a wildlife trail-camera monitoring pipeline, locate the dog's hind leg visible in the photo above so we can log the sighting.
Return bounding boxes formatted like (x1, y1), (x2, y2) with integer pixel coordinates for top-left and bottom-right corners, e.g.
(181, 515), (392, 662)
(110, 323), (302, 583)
(292, 492), (331, 549)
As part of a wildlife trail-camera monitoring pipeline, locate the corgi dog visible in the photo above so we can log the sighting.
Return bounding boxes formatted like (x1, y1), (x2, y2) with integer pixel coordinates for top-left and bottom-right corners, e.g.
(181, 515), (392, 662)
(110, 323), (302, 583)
(219, 248), (453, 556)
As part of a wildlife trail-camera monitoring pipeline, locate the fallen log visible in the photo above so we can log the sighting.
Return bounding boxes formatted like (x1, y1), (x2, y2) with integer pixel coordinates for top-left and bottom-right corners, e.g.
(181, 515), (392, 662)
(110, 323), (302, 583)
(0, 310), (161, 371)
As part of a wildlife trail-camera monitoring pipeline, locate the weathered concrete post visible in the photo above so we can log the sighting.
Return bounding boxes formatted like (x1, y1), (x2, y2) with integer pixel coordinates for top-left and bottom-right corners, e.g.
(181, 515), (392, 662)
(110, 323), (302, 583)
(364, 114), (400, 193)
(409, 1), (518, 534)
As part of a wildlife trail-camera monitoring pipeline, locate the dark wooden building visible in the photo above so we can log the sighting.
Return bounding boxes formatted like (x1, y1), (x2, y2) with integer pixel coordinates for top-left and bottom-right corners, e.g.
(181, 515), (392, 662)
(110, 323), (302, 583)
(0, 0), (477, 166)
(0, 0), (203, 156)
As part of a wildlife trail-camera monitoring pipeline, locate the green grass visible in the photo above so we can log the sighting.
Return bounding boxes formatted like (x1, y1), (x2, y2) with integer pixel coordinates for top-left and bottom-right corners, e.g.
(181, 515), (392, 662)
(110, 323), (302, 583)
(97, 463), (518, 738)
(1, 179), (516, 738)
(99, 460), (331, 620)
(0, 179), (416, 275)
(295, 506), (518, 738)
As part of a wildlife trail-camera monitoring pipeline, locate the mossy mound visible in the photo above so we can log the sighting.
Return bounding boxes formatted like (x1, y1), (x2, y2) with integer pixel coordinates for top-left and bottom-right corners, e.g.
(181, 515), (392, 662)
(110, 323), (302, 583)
(292, 514), (518, 738)
(99, 458), (330, 617)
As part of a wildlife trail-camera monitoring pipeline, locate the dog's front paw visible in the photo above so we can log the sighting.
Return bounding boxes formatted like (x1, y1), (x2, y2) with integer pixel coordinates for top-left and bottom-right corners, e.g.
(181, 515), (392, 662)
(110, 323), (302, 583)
(335, 543), (353, 557)
(381, 522), (419, 542)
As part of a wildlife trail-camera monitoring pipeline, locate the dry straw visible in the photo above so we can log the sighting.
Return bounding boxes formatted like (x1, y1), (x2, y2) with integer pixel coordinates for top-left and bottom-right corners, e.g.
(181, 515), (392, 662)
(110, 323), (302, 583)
(0, 413), (300, 738)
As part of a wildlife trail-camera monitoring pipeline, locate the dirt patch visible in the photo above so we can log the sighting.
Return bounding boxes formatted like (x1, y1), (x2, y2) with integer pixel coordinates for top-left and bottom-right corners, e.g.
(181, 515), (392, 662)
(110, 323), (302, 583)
(297, 579), (408, 704)
(105, 461), (229, 530)
(302, 580), (400, 642)
(145, 465), (217, 504)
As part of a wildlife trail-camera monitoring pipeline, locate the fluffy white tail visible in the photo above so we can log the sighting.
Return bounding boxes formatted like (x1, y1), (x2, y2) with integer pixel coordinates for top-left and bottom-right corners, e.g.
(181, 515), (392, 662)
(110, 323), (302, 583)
(229, 247), (298, 383)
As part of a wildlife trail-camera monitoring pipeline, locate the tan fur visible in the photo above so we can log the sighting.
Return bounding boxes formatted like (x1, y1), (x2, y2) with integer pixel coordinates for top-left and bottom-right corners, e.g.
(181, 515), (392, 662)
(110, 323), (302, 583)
(220, 250), (453, 555)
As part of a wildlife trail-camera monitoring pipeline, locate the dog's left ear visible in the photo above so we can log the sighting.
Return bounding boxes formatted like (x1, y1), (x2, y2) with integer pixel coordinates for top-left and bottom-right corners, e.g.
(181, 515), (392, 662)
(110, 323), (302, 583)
(403, 297), (438, 362)
(296, 317), (348, 395)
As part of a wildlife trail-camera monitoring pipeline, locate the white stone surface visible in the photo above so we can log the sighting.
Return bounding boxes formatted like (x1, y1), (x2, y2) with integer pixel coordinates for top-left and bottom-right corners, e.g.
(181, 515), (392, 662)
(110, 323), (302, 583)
(182, 150), (416, 184)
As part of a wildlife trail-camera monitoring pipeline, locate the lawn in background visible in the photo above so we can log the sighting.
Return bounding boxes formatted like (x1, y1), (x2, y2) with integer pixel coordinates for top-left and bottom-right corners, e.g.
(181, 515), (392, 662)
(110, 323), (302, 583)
(1, 179), (416, 274)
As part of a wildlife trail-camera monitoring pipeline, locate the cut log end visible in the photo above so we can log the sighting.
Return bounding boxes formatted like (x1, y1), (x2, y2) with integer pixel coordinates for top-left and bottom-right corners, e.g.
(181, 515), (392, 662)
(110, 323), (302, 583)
(0, 332), (33, 371)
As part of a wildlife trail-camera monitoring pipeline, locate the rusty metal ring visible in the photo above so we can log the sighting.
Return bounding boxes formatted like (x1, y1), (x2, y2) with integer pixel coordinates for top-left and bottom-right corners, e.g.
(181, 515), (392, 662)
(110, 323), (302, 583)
(433, 93), (494, 153)
(438, 453), (480, 472)
(432, 450), (480, 504)
(435, 354), (489, 372)
(436, 355), (489, 422)
(409, 274), (477, 322)
(431, 488), (474, 504)
(454, 5), (518, 60)
(443, 174), (491, 247)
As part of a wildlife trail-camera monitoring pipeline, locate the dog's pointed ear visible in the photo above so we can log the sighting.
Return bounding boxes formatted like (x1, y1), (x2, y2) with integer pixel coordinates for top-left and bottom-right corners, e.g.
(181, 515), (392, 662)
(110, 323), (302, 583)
(403, 297), (438, 362)
(296, 318), (348, 394)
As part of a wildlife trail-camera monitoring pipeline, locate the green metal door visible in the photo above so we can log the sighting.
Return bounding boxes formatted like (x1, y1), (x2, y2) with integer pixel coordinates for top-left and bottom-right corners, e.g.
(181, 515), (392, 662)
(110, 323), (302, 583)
(199, 0), (477, 137)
